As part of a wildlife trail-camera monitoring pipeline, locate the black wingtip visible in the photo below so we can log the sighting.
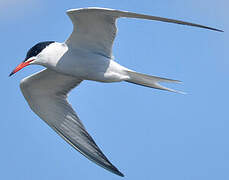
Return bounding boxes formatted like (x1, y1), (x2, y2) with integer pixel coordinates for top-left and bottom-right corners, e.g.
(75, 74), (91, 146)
(202, 26), (224, 32)
(120, 172), (125, 177)
(213, 28), (224, 32)
(119, 173), (125, 177)
(115, 170), (125, 177)
(106, 163), (125, 177)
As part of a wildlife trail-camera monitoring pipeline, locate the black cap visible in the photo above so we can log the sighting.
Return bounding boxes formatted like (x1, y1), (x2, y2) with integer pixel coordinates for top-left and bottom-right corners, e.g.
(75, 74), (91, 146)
(24, 41), (55, 62)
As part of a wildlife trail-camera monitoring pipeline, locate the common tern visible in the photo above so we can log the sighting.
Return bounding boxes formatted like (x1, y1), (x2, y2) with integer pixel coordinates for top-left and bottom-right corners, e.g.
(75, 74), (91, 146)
(9, 7), (222, 177)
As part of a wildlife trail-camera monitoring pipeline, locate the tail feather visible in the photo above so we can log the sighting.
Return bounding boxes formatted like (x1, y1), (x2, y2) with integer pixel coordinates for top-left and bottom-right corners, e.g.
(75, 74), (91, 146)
(125, 71), (184, 94)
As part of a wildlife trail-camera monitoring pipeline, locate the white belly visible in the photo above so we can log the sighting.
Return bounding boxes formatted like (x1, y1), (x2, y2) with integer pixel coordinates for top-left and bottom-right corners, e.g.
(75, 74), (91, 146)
(54, 48), (129, 82)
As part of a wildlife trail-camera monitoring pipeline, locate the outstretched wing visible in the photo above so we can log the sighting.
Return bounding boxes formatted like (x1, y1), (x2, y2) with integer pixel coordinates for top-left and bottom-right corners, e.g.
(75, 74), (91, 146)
(20, 68), (124, 177)
(66, 7), (222, 58)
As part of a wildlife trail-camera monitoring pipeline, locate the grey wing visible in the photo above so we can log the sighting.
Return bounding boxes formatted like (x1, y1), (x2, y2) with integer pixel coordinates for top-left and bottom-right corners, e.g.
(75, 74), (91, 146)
(66, 7), (223, 58)
(20, 68), (124, 177)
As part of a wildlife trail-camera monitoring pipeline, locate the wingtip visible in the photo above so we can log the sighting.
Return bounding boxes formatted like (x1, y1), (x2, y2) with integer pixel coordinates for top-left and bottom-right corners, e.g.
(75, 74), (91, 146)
(108, 164), (125, 177)
(212, 28), (224, 32)
(116, 171), (125, 177)
(120, 173), (125, 177)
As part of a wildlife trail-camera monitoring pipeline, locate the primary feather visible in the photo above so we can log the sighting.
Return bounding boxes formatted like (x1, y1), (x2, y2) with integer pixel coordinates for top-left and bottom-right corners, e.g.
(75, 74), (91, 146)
(66, 7), (222, 58)
(20, 69), (124, 177)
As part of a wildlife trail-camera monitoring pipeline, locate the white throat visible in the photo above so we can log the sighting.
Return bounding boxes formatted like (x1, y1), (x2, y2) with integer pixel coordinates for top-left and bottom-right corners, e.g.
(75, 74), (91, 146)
(35, 42), (68, 68)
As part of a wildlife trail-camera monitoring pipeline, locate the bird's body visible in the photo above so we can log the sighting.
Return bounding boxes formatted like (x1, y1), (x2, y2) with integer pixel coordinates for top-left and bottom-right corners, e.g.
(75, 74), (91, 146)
(42, 43), (129, 82)
(10, 7), (222, 177)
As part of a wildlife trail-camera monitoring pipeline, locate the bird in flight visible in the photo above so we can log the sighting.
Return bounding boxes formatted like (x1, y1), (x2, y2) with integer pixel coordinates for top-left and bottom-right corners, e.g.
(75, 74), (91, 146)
(9, 7), (222, 177)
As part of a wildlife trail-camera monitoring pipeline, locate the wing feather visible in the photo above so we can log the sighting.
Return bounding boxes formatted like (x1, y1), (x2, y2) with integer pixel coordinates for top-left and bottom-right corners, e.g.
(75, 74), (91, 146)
(66, 7), (222, 58)
(20, 68), (124, 177)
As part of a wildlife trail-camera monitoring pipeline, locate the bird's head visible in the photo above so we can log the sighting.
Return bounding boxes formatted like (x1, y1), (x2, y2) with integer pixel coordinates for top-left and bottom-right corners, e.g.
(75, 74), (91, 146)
(9, 41), (55, 76)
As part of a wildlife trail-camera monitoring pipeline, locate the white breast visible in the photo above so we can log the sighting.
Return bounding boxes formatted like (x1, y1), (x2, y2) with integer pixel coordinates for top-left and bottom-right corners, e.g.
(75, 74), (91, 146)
(54, 47), (129, 82)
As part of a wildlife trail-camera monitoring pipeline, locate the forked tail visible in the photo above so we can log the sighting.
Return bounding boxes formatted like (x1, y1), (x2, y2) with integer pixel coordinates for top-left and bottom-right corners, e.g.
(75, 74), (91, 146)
(125, 70), (184, 94)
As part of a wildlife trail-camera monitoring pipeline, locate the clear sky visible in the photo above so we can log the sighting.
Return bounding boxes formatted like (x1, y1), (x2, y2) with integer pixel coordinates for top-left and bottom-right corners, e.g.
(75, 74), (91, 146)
(1, 0), (228, 180)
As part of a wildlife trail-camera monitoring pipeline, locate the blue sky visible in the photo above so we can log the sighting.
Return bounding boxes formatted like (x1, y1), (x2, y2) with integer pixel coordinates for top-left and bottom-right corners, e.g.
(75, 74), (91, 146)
(1, 0), (228, 180)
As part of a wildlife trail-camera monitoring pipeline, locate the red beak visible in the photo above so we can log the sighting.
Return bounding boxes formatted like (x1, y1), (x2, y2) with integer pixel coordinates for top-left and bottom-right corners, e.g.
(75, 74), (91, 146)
(9, 59), (34, 77)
